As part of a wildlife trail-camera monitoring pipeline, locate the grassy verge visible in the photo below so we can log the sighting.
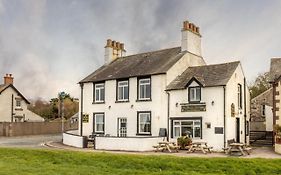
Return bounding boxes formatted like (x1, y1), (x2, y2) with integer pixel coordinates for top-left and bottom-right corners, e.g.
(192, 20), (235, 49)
(0, 148), (280, 175)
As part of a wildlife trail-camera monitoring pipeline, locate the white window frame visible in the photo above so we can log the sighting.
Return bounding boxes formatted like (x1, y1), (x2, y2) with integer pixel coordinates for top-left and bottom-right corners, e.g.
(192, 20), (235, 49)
(138, 78), (151, 100)
(138, 112), (151, 134)
(189, 87), (201, 102)
(16, 100), (21, 108)
(173, 119), (201, 139)
(94, 113), (105, 133)
(117, 80), (129, 101)
(94, 83), (105, 103)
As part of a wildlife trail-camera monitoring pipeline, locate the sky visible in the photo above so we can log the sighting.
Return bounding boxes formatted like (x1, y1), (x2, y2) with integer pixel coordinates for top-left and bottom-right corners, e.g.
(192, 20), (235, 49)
(0, 0), (280, 100)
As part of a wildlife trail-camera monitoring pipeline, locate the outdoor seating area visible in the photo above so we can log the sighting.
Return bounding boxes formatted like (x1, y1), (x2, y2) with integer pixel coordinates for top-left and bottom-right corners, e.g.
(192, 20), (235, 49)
(187, 141), (213, 154)
(153, 141), (180, 153)
(223, 139), (252, 156)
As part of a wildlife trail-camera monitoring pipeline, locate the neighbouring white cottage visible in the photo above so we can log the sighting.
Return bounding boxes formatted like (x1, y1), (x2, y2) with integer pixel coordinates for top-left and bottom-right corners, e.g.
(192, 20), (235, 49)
(74, 20), (250, 151)
(0, 74), (44, 122)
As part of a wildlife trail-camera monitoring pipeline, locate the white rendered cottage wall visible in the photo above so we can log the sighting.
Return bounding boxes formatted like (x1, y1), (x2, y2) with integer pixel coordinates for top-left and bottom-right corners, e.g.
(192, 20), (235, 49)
(225, 64), (250, 144)
(0, 87), (44, 122)
(81, 74), (168, 137)
(265, 105), (273, 131)
(169, 86), (225, 150)
(166, 52), (205, 85)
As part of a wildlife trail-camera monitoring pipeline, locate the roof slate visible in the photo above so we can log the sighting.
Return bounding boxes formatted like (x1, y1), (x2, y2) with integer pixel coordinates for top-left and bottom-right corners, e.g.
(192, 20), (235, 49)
(166, 61), (240, 90)
(269, 58), (281, 82)
(80, 47), (186, 83)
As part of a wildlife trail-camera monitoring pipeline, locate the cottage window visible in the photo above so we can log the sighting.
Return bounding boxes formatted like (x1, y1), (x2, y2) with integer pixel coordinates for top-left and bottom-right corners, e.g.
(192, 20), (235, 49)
(189, 87), (201, 102)
(173, 120), (201, 138)
(94, 83), (105, 103)
(117, 80), (129, 101)
(137, 112), (151, 134)
(238, 84), (242, 109)
(261, 104), (265, 116)
(94, 113), (104, 133)
(138, 78), (151, 100)
(16, 100), (21, 108)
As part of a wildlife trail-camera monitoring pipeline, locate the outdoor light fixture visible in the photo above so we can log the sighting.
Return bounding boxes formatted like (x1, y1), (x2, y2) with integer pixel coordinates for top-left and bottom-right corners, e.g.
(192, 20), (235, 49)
(131, 104), (134, 108)
(108, 105), (111, 109)
(176, 102), (178, 107)
(211, 101), (215, 106)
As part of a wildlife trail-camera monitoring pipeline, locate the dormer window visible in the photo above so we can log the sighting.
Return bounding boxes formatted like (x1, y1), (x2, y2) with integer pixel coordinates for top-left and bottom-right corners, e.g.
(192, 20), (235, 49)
(189, 87), (201, 103)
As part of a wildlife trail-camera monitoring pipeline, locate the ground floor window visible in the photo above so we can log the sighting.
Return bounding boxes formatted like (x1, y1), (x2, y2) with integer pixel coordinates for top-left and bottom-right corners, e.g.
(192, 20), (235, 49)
(94, 113), (105, 134)
(137, 112), (151, 135)
(173, 119), (201, 138)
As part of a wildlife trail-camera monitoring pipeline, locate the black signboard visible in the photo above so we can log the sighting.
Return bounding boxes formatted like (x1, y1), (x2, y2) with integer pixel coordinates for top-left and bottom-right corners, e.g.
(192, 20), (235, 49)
(215, 127), (224, 134)
(181, 103), (206, 112)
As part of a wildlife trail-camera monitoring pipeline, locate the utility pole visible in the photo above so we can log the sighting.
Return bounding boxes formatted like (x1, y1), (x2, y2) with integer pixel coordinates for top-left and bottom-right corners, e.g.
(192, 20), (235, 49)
(59, 92), (66, 134)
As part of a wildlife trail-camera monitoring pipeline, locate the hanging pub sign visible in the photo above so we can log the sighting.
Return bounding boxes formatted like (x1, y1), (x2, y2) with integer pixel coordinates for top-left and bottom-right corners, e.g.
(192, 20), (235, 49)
(83, 114), (89, 123)
(231, 103), (235, 117)
(181, 103), (206, 112)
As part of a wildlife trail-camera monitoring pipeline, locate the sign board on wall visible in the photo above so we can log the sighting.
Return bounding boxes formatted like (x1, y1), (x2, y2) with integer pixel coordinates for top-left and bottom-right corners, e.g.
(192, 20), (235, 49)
(83, 114), (89, 123)
(181, 103), (206, 112)
(231, 103), (235, 117)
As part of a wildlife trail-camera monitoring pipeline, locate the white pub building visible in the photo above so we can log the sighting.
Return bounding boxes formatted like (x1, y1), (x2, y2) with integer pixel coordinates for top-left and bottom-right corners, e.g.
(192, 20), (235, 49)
(68, 20), (250, 151)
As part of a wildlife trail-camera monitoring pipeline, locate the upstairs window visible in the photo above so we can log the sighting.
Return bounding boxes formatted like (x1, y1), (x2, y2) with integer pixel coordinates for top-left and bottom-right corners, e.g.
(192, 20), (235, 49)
(138, 78), (151, 100)
(238, 84), (242, 109)
(94, 83), (105, 103)
(16, 100), (21, 108)
(117, 80), (129, 101)
(189, 87), (201, 102)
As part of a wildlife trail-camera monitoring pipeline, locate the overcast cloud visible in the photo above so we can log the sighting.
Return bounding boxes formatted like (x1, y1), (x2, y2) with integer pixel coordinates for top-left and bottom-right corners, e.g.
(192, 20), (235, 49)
(0, 0), (280, 100)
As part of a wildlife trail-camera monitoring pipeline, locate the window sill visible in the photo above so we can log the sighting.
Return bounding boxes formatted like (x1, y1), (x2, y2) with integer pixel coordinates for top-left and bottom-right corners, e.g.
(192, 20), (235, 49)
(92, 102), (105, 104)
(115, 100), (129, 103)
(136, 133), (152, 136)
(136, 99), (152, 102)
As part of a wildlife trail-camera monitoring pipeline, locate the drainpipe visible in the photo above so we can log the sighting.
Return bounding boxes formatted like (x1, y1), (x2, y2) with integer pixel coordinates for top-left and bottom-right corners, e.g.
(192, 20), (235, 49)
(166, 91), (170, 142)
(244, 78), (247, 144)
(80, 83), (84, 136)
(223, 86), (226, 148)
(273, 82), (276, 145)
(11, 94), (14, 122)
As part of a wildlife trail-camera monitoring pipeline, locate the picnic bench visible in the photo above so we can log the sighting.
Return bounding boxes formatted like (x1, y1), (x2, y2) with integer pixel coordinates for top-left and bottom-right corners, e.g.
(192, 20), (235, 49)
(153, 141), (180, 152)
(187, 141), (213, 154)
(223, 139), (252, 156)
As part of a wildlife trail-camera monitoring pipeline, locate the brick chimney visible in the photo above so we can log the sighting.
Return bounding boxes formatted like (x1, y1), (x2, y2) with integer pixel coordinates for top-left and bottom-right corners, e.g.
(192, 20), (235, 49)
(4, 74), (13, 85)
(104, 39), (126, 64)
(181, 20), (202, 56)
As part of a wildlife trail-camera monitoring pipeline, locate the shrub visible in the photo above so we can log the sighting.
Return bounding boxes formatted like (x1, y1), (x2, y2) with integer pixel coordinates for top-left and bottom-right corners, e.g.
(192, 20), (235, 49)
(177, 136), (192, 149)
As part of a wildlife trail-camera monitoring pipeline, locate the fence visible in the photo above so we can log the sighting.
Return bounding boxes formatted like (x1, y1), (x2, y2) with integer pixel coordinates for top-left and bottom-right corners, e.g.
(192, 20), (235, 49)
(0, 121), (78, 137)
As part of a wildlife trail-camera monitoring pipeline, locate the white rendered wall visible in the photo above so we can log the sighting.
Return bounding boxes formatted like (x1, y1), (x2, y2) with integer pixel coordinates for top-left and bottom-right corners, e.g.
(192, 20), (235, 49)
(63, 131), (85, 148)
(81, 74), (168, 138)
(169, 86), (225, 150)
(265, 105), (273, 131)
(95, 136), (163, 151)
(181, 30), (202, 56)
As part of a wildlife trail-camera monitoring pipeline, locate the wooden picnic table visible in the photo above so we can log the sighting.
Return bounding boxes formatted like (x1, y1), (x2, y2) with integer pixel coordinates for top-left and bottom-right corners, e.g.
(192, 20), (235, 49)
(153, 141), (179, 152)
(226, 143), (245, 156)
(187, 141), (212, 154)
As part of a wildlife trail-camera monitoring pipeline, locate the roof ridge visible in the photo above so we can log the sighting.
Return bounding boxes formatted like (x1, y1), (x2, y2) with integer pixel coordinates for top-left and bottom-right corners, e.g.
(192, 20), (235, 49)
(188, 60), (240, 68)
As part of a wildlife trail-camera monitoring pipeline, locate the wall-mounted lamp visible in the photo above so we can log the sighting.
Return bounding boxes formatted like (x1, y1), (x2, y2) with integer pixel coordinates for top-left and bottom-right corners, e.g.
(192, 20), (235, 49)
(211, 101), (215, 106)
(176, 102), (178, 107)
(131, 104), (134, 108)
(108, 105), (111, 109)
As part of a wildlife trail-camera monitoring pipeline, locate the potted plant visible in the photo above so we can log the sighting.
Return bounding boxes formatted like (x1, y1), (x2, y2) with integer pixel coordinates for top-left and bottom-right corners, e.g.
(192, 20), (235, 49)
(274, 125), (281, 144)
(177, 136), (192, 149)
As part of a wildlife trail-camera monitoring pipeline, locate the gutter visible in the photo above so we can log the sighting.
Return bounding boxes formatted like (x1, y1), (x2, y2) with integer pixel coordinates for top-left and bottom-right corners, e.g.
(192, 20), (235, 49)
(223, 86), (226, 148)
(80, 83), (84, 136)
(166, 91), (170, 142)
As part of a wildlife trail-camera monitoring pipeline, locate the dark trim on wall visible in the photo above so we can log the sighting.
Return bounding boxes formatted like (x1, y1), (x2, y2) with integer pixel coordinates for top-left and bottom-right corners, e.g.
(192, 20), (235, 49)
(185, 77), (203, 87)
(137, 76), (152, 101)
(223, 85), (226, 148)
(93, 112), (105, 134)
(244, 78), (247, 142)
(166, 91), (170, 141)
(80, 83), (84, 136)
(136, 111), (152, 135)
(273, 82), (277, 145)
(11, 94), (14, 122)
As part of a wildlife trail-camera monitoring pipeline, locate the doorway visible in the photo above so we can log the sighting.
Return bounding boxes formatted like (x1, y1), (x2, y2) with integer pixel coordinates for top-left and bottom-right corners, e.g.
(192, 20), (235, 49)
(118, 118), (127, 137)
(236, 118), (240, 143)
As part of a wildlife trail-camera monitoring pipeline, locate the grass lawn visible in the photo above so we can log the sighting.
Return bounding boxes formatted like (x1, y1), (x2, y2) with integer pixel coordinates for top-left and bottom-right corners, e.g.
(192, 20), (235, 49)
(0, 148), (280, 175)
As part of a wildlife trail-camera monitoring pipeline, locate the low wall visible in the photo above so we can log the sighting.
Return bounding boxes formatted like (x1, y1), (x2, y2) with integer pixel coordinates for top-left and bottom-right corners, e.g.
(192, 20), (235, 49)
(95, 136), (163, 152)
(275, 143), (281, 154)
(63, 131), (86, 148)
(0, 121), (78, 136)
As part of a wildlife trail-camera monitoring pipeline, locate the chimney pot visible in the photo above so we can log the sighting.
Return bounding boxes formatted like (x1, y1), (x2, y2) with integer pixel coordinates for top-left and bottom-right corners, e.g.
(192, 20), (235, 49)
(106, 39), (112, 47)
(183, 21), (189, 30)
(120, 43), (124, 50)
(116, 42), (120, 50)
(112, 40), (116, 48)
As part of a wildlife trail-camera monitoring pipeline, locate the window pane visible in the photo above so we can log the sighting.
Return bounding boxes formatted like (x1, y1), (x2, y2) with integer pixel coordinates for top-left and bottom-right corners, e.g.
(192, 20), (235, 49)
(140, 79), (150, 84)
(118, 87), (122, 100)
(181, 121), (193, 125)
(182, 126), (192, 137)
(190, 88), (195, 101)
(124, 86), (129, 100)
(140, 85), (145, 99)
(194, 126), (201, 137)
(146, 84), (151, 98)
(174, 127), (180, 137)
(196, 88), (200, 100)
(174, 121), (180, 126)
(96, 124), (104, 132)
(139, 113), (151, 133)
(95, 89), (99, 101)
(100, 88), (105, 101)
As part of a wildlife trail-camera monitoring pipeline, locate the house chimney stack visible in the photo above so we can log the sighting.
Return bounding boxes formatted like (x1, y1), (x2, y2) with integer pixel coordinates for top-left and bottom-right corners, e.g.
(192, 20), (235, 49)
(104, 39), (126, 64)
(4, 74), (13, 85)
(181, 20), (202, 56)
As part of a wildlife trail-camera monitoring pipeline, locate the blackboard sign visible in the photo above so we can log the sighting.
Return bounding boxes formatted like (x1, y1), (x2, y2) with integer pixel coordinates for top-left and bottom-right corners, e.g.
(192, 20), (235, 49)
(159, 128), (167, 137)
(83, 114), (89, 123)
(215, 127), (224, 134)
(181, 103), (206, 112)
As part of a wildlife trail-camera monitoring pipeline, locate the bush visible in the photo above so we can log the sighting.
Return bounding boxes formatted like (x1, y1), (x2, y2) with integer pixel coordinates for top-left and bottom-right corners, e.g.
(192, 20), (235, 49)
(177, 136), (192, 149)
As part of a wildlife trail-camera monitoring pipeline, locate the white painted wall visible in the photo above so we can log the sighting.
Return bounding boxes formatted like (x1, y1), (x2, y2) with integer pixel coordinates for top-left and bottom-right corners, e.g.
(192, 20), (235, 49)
(0, 86), (44, 122)
(265, 105), (273, 131)
(95, 136), (163, 151)
(181, 30), (201, 56)
(63, 131), (85, 148)
(169, 86), (225, 150)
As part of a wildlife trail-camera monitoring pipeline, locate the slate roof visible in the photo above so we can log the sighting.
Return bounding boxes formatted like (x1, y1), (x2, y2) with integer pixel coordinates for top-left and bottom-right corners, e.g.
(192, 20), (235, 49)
(166, 61), (240, 90)
(80, 47), (187, 83)
(269, 58), (281, 82)
(0, 84), (30, 104)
